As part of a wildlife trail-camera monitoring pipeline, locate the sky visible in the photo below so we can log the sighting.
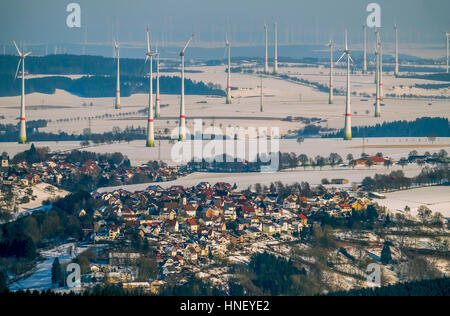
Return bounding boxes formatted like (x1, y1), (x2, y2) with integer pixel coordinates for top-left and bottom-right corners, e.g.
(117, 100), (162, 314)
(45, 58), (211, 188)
(0, 0), (449, 56)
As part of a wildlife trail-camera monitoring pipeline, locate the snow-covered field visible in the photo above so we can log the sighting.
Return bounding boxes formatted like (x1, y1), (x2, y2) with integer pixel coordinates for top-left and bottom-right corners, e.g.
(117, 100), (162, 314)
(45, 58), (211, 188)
(377, 186), (450, 217)
(97, 164), (426, 193)
(0, 64), (449, 137)
(9, 243), (88, 291)
(2, 137), (449, 167)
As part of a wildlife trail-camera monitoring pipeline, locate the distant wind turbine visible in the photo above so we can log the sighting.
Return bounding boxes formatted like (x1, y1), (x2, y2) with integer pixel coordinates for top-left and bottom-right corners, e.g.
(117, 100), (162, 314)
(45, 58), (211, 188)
(363, 25), (367, 74)
(155, 47), (161, 118)
(394, 25), (399, 77)
(114, 40), (121, 109)
(327, 39), (334, 104)
(179, 34), (194, 141)
(336, 31), (353, 141)
(145, 27), (156, 147)
(13, 41), (31, 144)
(226, 33), (232, 104)
(273, 22), (278, 74)
(264, 24), (269, 74)
(375, 41), (381, 118)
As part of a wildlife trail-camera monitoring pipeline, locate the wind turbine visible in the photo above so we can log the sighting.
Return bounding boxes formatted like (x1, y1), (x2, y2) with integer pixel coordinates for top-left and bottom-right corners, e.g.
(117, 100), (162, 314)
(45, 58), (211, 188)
(114, 40), (121, 109)
(394, 25), (399, 77)
(179, 34), (194, 141)
(264, 24), (269, 74)
(327, 39), (334, 104)
(363, 25), (367, 74)
(446, 32), (450, 73)
(226, 33), (232, 104)
(273, 22), (278, 74)
(145, 27), (156, 147)
(155, 46), (161, 118)
(336, 30), (353, 141)
(13, 41), (31, 144)
(374, 41), (381, 118)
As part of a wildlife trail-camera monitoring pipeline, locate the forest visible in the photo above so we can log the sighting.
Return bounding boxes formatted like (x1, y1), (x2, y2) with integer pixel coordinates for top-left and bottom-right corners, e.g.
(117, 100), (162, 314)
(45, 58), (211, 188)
(0, 73), (225, 98)
(325, 117), (450, 138)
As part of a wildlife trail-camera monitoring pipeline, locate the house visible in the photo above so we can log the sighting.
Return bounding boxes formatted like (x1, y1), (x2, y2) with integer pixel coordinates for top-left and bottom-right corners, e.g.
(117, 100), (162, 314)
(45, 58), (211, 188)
(298, 214), (308, 227)
(108, 225), (121, 240)
(354, 156), (387, 166)
(185, 246), (198, 261)
(185, 219), (198, 233)
(283, 197), (297, 209)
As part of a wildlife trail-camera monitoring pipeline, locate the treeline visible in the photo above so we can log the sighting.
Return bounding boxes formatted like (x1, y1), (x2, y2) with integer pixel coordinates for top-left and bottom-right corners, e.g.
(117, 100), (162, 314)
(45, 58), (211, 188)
(397, 73), (450, 82)
(325, 117), (450, 138)
(0, 73), (225, 98)
(0, 54), (194, 77)
(362, 166), (449, 192)
(325, 277), (450, 296)
(0, 123), (148, 143)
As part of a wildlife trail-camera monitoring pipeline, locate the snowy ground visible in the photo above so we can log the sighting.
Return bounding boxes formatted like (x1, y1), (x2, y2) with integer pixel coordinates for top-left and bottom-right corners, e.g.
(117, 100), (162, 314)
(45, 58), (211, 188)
(377, 186), (450, 217)
(97, 164), (426, 193)
(2, 137), (449, 167)
(0, 64), (449, 138)
(9, 243), (88, 291)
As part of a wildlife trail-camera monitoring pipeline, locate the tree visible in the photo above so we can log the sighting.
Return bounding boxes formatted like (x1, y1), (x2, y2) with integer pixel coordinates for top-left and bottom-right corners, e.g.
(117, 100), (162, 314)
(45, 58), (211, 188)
(0, 270), (7, 293)
(51, 257), (64, 286)
(417, 206), (432, 223)
(380, 241), (392, 265)
(399, 158), (408, 169)
(298, 154), (309, 170)
(346, 153), (354, 164)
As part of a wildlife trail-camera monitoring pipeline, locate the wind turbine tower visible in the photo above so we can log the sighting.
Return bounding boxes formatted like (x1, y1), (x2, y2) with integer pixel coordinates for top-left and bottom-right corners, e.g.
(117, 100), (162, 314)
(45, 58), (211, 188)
(446, 32), (450, 73)
(226, 34), (232, 104)
(145, 27), (155, 147)
(179, 34), (194, 141)
(13, 41), (31, 144)
(337, 31), (353, 141)
(155, 48), (161, 118)
(273, 22), (278, 74)
(394, 25), (399, 77)
(327, 40), (334, 104)
(375, 42), (381, 117)
(264, 24), (269, 73)
(114, 41), (121, 109)
(363, 26), (367, 74)
(260, 74), (264, 112)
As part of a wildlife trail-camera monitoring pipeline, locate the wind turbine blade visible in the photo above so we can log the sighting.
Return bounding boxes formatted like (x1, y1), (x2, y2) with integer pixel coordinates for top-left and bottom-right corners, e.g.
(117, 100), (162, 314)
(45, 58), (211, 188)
(181, 34), (194, 54)
(146, 27), (151, 54)
(336, 52), (346, 63)
(349, 55), (354, 64)
(14, 59), (21, 80)
(24, 51), (32, 57)
(12, 40), (21, 56)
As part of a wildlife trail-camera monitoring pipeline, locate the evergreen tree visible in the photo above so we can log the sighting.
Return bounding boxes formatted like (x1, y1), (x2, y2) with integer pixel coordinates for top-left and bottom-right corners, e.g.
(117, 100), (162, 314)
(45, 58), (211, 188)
(381, 242), (393, 265)
(51, 258), (63, 287)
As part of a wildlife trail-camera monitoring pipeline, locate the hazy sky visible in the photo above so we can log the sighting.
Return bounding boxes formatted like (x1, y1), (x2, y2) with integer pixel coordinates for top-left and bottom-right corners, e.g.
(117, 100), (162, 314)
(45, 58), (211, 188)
(0, 0), (449, 47)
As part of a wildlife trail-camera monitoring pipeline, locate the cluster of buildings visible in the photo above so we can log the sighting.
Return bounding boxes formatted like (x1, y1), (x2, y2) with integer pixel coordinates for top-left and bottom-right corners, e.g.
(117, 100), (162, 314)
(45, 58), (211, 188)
(85, 181), (376, 291)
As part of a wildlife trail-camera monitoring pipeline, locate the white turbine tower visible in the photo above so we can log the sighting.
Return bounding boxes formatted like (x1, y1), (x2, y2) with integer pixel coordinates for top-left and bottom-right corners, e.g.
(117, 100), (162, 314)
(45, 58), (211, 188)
(363, 25), (367, 74)
(145, 27), (156, 147)
(260, 74), (264, 112)
(264, 24), (269, 73)
(273, 22), (278, 74)
(337, 31), (353, 141)
(155, 47), (161, 118)
(446, 32), (450, 73)
(226, 33), (232, 104)
(114, 41), (121, 109)
(327, 39), (334, 104)
(394, 25), (399, 77)
(13, 41), (31, 144)
(375, 42), (381, 118)
(179, 34), (194, 141)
